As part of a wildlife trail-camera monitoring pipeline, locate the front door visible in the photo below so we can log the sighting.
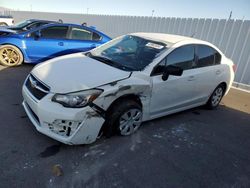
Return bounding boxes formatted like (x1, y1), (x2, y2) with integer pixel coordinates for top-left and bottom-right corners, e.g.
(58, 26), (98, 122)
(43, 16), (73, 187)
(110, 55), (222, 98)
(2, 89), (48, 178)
(150, 44), (198, 118)
(25, 25), (69, 62)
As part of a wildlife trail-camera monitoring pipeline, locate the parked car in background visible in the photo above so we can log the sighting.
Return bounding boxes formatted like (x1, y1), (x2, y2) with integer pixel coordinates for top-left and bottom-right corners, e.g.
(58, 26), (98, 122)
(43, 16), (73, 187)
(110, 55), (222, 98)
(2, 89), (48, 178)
(6, 19), (58, 31)
(22, 33), (235, 145)
(0, 15), (14, 26)
(0, 23), (111, 66)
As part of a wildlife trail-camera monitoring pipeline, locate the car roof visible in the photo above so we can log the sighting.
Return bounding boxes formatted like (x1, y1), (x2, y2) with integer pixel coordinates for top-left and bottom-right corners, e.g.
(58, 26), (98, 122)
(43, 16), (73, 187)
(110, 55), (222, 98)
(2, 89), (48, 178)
(24, 22), (109, 38)
(39, 22), (99, 31)
(28, 19), (57, 23)
(131, 32), (205, 46)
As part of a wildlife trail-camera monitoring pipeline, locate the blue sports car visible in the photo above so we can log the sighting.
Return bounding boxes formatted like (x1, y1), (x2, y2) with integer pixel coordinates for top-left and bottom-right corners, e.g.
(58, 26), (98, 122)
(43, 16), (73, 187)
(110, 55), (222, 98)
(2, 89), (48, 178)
(0, 23), (111, 66)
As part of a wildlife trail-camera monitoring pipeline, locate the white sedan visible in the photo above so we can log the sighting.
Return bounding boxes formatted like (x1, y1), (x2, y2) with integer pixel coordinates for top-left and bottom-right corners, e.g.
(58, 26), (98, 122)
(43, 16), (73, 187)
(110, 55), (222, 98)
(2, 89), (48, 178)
(22, 33), (235, 145)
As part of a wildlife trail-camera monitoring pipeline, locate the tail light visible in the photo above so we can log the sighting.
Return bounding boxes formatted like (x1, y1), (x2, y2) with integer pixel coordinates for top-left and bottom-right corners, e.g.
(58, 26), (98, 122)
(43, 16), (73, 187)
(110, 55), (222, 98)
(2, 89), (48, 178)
(232, 64), (236, 72)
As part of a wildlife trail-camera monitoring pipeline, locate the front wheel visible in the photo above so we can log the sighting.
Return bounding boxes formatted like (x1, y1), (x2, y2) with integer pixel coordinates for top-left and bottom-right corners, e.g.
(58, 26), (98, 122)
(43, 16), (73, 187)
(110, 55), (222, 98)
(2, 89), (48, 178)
(0, 45), (23, 66)
(206, 84), (225, 109)
(105, 100), (143, 137)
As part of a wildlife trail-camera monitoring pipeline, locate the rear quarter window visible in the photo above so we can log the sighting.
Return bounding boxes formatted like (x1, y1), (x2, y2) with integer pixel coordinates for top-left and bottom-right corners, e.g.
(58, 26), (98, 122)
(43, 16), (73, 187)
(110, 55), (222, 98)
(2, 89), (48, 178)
(214, 51), (221, 65)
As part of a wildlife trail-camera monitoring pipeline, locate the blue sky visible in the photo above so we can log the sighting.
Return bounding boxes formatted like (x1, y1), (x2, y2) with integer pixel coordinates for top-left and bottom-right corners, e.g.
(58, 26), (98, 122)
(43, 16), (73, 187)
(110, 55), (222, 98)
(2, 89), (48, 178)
(1, 0), (250, 19)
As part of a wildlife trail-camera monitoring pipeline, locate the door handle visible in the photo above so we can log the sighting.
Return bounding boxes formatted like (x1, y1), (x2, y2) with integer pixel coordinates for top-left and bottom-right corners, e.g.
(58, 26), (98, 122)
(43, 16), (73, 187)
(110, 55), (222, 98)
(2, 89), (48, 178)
(216, 70), (221, 75)
(58, 42), (64, 46)
(187, 76), (195, 81)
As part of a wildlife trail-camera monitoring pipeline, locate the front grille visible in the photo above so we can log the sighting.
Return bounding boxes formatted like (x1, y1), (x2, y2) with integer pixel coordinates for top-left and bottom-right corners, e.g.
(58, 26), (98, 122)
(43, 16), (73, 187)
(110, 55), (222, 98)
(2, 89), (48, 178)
(25, 74), (50, 100)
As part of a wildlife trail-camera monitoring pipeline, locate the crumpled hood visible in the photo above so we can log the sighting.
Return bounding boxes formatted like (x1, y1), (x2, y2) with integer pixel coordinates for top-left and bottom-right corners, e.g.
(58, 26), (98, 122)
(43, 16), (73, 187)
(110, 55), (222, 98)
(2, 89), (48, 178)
(31, 53), (131, 93)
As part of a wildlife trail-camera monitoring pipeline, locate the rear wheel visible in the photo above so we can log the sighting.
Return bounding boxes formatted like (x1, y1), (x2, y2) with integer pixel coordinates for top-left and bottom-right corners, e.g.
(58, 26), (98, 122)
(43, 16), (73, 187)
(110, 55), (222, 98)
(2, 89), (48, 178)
(0, 45), (23, 66)
(206, 84), (225, 109)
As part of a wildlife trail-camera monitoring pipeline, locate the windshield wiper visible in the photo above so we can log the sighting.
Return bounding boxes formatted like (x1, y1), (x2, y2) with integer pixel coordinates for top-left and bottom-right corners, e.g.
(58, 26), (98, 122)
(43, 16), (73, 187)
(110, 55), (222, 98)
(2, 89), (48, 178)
(87, 53), (134, 71)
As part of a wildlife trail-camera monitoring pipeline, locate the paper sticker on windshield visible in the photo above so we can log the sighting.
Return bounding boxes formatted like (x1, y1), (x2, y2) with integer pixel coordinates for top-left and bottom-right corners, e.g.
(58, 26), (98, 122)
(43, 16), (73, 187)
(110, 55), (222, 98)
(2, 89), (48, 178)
(145, 42), (164, 49)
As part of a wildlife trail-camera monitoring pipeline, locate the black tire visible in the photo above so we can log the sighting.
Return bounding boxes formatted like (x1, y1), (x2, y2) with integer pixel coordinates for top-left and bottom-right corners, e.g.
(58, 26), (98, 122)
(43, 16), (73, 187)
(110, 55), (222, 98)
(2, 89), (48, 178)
(0, 45), (23, 66)
(206, 84), (225, 109)
(104, 100), (142, 137)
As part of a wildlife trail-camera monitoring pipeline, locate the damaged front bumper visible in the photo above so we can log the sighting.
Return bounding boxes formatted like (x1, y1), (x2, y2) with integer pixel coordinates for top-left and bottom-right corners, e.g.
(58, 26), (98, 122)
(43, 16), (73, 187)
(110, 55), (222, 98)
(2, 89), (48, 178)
(22, 86), (105, 145)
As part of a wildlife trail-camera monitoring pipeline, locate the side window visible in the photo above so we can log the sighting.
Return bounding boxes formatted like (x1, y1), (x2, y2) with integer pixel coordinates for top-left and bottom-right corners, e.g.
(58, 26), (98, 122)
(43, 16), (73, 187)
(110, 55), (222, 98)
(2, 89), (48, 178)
(70, 27), (101, 41)
(167, 45), (195, 70)
(40, 26), (68, 39)
(196, 45), (220, 67)
(151, 45), (195, 76)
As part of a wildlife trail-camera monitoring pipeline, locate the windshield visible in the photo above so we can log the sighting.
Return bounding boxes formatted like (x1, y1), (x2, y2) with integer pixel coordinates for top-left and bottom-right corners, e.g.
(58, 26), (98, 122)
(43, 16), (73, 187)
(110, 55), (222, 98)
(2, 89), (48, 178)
(14, 20), (32, 28)
(88, 35), (167, 71)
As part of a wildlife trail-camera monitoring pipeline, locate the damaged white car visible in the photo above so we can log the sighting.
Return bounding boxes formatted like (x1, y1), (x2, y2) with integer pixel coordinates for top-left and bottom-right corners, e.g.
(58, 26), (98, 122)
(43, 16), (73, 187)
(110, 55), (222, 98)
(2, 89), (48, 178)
(22, 33), (235, 145)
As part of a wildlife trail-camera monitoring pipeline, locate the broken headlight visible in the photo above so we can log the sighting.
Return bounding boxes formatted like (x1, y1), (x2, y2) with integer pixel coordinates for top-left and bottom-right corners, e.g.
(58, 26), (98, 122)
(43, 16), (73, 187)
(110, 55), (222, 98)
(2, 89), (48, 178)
(52, 89), (103, 108)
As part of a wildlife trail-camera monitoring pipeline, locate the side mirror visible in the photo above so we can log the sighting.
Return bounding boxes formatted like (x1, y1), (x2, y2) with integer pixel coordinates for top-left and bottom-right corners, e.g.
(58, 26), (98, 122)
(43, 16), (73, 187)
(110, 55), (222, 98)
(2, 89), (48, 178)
(162, 65), (183, 81)
(34, 30), (41, 40)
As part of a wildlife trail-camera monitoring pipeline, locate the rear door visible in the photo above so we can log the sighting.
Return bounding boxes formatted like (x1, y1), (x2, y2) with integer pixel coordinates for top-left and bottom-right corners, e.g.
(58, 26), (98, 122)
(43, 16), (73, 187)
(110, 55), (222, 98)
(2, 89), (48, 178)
(193, 44), (223, 100)
(25, 25), (70, 62)
(67, 26), (103, 52)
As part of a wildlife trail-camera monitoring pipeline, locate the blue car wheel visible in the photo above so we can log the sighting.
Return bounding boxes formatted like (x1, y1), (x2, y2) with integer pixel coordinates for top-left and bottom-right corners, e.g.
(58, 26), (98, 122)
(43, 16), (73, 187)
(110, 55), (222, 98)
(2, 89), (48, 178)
(0, 45), (23, 66)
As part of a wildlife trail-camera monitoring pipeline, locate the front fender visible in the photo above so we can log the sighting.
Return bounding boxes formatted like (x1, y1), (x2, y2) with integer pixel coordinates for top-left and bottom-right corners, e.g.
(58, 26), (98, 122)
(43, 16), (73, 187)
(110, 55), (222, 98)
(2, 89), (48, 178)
(93, 77), (152, 121)
(0, 36), (31, 63)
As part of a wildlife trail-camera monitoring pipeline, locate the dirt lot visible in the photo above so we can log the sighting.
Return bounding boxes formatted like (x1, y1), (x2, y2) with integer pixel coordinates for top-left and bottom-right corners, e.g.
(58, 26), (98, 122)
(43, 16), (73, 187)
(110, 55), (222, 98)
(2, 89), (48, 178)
(0, 64), (250, 188)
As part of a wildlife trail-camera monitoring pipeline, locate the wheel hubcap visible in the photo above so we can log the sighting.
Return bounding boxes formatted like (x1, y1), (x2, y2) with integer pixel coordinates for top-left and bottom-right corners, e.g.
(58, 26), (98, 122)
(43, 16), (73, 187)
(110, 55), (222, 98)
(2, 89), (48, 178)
(0, 47), (20, 65)
(211, 87), (223, 106)
(119, 109), (142, 136)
